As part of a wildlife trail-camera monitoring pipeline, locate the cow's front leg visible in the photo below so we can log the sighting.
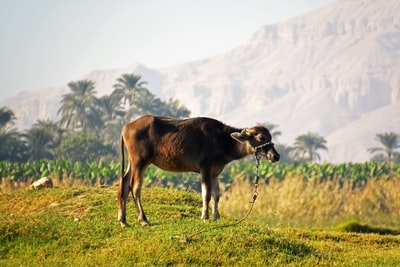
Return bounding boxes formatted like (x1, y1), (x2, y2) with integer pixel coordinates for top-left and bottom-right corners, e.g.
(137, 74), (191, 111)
(211, 177), (220, 220)
(201, 173), (212, 220)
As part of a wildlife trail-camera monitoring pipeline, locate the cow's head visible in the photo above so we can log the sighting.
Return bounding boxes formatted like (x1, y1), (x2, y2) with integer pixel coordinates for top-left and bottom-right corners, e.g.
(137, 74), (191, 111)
(231, 126), (280, 163)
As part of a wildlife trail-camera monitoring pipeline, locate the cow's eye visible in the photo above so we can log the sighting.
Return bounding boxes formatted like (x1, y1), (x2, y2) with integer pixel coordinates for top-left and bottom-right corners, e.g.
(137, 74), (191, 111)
(258, 135), (266, 142)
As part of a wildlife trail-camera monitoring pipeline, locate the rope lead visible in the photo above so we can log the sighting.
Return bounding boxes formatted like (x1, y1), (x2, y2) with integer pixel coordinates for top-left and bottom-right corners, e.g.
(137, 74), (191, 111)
(152, 153), (263, 264)
(180, 152), (262, 243)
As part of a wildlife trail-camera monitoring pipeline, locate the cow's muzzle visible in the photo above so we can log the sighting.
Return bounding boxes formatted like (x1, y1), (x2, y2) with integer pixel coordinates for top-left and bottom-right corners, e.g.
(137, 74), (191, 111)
(267, 152), (280, 163)
(255, 142), (280, 163)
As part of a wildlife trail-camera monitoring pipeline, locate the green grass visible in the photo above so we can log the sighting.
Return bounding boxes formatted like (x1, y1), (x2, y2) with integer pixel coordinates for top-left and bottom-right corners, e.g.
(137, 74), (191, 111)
(1, 186), (400, 266)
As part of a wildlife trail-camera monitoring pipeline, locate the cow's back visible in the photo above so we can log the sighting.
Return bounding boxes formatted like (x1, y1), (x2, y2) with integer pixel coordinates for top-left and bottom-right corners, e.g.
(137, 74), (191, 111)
(122, 115), (236, 172)
(152, 116), (231, 154)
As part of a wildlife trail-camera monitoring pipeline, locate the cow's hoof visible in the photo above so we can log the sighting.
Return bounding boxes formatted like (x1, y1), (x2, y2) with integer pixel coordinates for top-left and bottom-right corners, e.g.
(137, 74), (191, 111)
(201, 214), (209, 222)
(140, 220), (150, 226)
(202, 218), (210, 224)
(119, 221), (128, 227)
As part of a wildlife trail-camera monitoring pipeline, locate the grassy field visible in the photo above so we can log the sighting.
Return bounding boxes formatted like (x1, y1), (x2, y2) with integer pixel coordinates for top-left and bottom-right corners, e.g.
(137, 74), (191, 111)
(1, 184), (400, 266)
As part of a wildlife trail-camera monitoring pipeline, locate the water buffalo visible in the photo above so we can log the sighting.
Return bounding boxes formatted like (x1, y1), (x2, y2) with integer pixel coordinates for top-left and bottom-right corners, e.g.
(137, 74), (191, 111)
(117, 115), (280, 227)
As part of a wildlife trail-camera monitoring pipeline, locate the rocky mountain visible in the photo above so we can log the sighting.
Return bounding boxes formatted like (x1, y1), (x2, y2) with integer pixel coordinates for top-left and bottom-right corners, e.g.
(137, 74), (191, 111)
(2, 0), (400, 163)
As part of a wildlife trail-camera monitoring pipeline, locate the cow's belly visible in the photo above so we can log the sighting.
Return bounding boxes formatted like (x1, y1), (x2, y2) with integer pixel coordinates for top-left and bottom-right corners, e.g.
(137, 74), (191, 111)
(151, 156), (199, 173)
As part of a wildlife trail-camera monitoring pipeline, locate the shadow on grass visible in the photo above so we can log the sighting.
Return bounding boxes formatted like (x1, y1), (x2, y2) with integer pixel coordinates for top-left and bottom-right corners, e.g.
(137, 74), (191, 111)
(338, 220), (400, 235)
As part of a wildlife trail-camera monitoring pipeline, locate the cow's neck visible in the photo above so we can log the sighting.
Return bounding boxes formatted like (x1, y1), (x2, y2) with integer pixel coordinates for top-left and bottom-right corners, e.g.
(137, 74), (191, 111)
(225, 126), (255, 160)
(235, 142), (254, 159)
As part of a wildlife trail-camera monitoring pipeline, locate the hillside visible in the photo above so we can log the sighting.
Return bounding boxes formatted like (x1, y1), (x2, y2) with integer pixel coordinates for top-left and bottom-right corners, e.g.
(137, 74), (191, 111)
(2, 0), (400, 162)
(1, 186), (400, 266)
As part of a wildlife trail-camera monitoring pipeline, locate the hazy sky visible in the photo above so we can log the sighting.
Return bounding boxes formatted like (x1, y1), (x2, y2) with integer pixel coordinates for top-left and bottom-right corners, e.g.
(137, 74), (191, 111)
(0, 0), (330, 101)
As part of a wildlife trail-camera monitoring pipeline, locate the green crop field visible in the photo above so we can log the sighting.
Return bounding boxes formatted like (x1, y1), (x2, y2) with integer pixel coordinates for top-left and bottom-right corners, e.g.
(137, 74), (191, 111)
(1, 185), (400, 266)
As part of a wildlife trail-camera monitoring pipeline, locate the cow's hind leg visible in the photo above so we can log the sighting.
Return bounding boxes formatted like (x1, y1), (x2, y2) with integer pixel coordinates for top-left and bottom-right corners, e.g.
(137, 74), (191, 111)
(211, 177), (220, 220)
(118, 170), (130, 227)
(131, 164), (150, 226)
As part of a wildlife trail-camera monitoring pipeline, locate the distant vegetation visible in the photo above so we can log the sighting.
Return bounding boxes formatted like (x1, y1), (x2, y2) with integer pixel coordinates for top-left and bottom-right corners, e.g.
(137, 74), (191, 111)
(0, 73), (190, 164)
(1, 72), (399, 166)
(368, 132), (400, 163)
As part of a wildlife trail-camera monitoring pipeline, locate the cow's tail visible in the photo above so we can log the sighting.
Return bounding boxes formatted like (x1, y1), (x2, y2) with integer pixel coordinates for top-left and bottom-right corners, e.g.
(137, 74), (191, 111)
(118, 132), (129, 225)
(120, 132), (134, 199)
(120, 133), (125, 179)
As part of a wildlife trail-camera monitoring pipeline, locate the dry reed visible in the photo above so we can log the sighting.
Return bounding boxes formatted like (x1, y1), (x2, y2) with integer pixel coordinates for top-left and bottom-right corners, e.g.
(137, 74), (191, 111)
(220, 174), (400, 228)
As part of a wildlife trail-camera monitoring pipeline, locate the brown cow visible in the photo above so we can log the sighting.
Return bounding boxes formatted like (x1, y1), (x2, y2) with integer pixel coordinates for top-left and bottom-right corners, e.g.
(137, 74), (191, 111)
(117, 115), (280, 227)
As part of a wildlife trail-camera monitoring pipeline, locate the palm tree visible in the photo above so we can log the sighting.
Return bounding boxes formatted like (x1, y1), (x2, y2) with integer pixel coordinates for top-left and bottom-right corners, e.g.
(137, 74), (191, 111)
(102, 119), (125, 152)
(23, 127), (54, 161)
(163, 98), (190, 118)
(0, 106), (16, 128)
(96, 91), (125, 123)
(0, 107), (27, 161)
(113, 73), (147, 119)
(58, 80), (102, 134)
(128, 88), (162, 117)
(274, 144), (294, 163)
(0, 128), (26, 162)
(293, 132), (328, 162)
(95, 92), (125, 150)
(33, 119), (66, 150)
(368, 132), (400, 163)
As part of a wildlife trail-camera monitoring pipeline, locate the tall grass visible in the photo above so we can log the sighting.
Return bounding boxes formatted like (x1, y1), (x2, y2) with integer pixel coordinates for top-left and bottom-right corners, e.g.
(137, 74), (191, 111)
(221, 174), (400, 228)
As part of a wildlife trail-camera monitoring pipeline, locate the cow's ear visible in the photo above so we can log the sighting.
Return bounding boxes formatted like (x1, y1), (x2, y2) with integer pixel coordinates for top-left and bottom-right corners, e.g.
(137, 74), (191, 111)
(231, 131), (250, 143)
